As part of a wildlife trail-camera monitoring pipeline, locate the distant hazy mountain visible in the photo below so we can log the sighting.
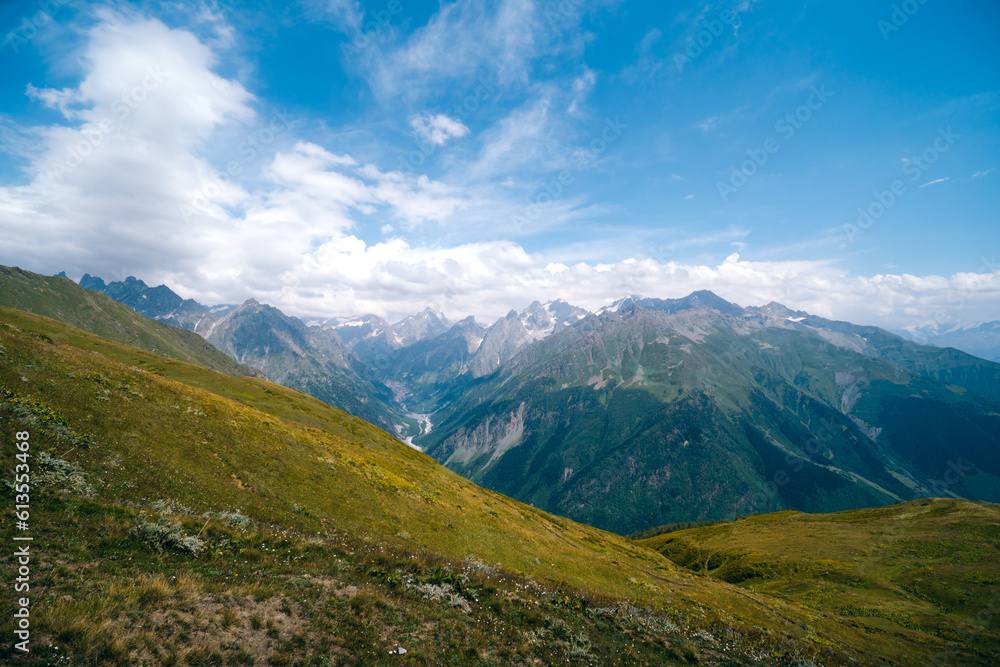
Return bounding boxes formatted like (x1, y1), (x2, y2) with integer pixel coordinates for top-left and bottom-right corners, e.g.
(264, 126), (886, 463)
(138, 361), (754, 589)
(326, 314), (396, 364)
(393, 308), (452, 346)
(331, 299), (588, 413)
(328, 308), (450, 364)
(361, 300), (590, 418)
(376, 316), (488, 415)
(418, 292), (1000, 534)
(899, 321), (1000, 363)
(599, 291), (746, 317)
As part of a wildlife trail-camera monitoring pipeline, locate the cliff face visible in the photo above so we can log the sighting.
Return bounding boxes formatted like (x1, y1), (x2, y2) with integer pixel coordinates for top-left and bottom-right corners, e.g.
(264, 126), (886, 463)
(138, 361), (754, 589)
(434, 402), (527, 473)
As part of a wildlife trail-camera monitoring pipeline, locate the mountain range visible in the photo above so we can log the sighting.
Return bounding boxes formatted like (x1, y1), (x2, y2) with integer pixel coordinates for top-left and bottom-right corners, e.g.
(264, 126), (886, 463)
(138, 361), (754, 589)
(62, 270), (1000, 536)
(418, 294), (1000, 533)
(2, 264), (999, 664)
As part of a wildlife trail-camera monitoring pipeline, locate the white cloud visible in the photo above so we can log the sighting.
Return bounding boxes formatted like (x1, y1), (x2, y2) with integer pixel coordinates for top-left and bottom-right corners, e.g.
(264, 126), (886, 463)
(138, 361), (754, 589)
(0, 10), (467, 280)
(640, 28), (662, 52)
(323, 0), (364, 31)
(2, 7), (998, 336)
(245, 247), (1000, 331)
(0, 10), (256, 278)
(972, 169), (995, 178)
(696, 116), (718, 132)
(469, 97), (555, 180)
(919, 177), (950, 188)
(568, 65), (596, 114)
(620, 28), (663, 83)
(25, 84), (83, 118)
(410, 113), (470, 147)
(362, 0), (539, 101)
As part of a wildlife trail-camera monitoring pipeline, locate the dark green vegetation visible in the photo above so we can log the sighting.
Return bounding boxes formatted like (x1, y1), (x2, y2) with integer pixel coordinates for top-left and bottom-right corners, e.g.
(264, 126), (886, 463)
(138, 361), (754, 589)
(638, 499), (1000, 664)
(418, 300), (1000, 535)
(628, 518), (752, 542)
(3, 306), (996, 664)
(0, 266), (254, 377)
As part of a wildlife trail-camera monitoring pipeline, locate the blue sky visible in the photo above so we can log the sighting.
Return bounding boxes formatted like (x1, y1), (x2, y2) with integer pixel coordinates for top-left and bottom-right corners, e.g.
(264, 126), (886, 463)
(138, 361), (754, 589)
(0, 0), (998, 331)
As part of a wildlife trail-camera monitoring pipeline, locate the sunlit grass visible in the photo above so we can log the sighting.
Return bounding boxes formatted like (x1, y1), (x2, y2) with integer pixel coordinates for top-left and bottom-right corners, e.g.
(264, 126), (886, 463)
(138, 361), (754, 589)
(1, 306), (996, 664)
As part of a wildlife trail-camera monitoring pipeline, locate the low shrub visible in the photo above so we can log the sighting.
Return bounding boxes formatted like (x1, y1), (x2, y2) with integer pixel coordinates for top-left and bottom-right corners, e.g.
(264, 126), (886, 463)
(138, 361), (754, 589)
(131, 516), (203, 556)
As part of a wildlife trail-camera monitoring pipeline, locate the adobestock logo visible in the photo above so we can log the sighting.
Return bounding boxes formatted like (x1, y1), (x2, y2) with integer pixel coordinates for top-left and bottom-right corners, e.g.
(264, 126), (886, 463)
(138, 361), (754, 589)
(673, 6), (748, 74)
(877, 0), (931, 41)
(4, 0), (71, 54)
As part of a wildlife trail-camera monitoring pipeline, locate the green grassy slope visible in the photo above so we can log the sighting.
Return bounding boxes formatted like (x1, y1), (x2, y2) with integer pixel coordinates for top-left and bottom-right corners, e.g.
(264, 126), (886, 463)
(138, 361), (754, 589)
(638, 499), (1000, 664)
(0, 266), (254, 377)
(0, 307), (988, 665)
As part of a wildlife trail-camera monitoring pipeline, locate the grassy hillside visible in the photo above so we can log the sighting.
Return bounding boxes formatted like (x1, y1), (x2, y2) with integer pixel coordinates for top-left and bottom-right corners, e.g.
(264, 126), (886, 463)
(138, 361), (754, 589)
(638, 499), (1000, 664)
(0, 307), (995, 664)
(0, 266), (254, 377)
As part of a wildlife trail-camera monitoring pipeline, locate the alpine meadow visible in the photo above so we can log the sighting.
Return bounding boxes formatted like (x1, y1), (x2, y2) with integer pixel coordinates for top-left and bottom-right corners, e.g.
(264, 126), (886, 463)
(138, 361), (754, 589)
(2, 1), (999, 665)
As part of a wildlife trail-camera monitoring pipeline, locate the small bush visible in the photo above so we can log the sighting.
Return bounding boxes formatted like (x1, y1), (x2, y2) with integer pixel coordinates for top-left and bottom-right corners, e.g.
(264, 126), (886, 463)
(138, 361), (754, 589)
(34, 450), (97, 496)
(217, 510), (255, 530)
(151, 499), (197, 516)
(413, 582), (472, 613)
(132, 516), (203, 556)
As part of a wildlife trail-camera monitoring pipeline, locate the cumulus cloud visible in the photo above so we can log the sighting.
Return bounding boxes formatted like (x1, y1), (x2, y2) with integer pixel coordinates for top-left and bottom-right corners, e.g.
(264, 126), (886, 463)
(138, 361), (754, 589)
(233, 247), (1000, 332)
(470, 97), (555, 180)
(0, 12), (463, 294)
(0, 10), (256, 279)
